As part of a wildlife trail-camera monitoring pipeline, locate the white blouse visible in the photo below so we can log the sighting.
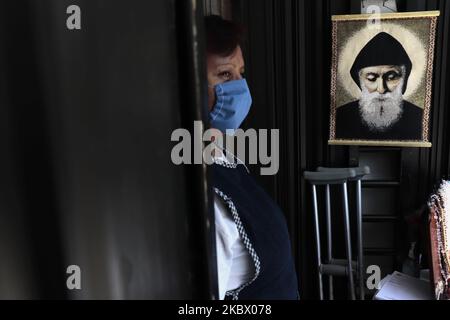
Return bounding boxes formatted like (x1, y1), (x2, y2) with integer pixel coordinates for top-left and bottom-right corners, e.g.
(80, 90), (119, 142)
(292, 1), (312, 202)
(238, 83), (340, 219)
(213, 150), (253, 300)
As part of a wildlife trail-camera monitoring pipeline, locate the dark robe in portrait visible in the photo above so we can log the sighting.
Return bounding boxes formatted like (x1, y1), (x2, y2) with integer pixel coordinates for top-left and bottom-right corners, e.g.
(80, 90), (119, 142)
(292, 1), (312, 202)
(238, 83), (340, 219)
(335, 100), (423, 140)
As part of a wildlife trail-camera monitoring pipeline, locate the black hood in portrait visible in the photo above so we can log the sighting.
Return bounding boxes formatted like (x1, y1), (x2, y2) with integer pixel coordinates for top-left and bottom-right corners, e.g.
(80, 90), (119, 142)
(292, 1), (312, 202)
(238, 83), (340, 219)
(350, 32), (412, 94)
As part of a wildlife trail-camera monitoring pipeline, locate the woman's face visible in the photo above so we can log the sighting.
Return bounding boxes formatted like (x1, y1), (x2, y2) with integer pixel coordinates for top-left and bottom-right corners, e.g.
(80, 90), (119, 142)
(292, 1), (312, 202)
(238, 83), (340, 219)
(206, 46), (245, 111)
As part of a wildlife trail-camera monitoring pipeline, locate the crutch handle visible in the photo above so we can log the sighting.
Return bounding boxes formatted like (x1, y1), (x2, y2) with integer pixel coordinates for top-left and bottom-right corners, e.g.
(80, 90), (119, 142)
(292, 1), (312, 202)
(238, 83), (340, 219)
(316, 166), (370, 180)
(303, 170), (356, 185)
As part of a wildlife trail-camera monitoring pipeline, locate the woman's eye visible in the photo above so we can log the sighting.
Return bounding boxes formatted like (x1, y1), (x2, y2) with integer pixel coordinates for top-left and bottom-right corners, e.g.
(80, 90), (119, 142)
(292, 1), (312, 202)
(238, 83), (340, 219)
(219, 71), (232, 80)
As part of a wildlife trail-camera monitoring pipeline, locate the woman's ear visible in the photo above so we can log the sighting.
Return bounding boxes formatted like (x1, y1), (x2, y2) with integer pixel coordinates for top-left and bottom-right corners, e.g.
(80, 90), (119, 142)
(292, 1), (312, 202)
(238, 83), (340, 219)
(208, 85), (216, 111)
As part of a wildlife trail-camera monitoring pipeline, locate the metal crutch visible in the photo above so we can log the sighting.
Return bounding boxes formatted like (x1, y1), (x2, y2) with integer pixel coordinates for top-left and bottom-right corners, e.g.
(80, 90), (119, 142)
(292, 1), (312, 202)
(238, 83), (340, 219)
(317, 166), (371, 300)
(303, 170), (357, 300)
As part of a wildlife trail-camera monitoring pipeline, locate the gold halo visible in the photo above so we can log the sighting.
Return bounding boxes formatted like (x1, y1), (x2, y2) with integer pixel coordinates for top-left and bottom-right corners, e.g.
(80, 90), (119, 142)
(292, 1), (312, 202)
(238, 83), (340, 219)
(338, 23), (427, 100)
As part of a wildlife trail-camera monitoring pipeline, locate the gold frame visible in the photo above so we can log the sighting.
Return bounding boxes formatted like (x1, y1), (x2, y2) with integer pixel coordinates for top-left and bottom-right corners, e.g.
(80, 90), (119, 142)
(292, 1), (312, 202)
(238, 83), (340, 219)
(329, 140), (432, 148)
(332, 10), (440, 21)
(328, 11), (440, 148)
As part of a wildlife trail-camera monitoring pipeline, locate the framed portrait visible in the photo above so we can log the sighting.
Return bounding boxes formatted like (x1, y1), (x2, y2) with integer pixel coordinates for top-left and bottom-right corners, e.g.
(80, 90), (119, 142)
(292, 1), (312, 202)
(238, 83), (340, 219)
(328, 11), (440, 147)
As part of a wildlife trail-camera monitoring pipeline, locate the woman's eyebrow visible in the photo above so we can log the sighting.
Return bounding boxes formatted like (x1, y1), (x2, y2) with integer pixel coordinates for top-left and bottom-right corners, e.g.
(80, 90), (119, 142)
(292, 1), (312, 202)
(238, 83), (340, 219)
(215, 62), (245, 71)
(216, 62), (234, 67)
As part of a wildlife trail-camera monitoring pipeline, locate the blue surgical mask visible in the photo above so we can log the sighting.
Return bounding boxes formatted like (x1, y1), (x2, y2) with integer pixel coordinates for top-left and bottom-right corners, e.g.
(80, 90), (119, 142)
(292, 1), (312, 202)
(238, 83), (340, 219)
(209, 79), (252, 134)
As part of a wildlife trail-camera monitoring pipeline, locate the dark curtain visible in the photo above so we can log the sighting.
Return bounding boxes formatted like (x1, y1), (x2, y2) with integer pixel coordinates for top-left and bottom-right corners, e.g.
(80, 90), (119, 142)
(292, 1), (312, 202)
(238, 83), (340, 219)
(0, 0), (215, 299)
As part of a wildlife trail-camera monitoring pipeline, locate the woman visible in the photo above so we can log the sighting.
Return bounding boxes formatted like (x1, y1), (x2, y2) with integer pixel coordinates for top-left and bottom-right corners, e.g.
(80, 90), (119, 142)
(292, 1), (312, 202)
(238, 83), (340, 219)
(205, 15), (299, 300)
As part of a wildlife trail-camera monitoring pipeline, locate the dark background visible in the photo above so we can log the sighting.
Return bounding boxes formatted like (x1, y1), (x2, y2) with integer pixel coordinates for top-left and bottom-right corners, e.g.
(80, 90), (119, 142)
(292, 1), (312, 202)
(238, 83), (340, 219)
(0, 0), (215, 299)
(1, 0), (449, 300)
(211, 0), (450, 299)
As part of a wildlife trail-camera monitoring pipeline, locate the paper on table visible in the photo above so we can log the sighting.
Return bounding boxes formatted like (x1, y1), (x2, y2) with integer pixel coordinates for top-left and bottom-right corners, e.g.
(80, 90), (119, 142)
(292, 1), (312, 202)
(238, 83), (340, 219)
(374, 271), (435, 300)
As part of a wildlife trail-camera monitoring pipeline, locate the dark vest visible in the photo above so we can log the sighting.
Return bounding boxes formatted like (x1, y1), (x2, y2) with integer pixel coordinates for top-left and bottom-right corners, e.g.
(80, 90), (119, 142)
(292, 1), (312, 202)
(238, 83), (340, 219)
(212, 162), (299, 300)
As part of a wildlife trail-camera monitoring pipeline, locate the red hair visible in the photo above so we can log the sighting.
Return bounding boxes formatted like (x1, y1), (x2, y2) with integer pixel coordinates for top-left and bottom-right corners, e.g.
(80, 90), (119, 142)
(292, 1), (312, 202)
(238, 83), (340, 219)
(204, 15), (245, 57)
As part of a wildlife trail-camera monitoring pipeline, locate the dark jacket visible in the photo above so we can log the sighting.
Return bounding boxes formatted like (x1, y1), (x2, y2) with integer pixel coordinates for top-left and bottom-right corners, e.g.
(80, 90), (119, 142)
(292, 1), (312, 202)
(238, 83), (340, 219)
(212, 163), (299, 300)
